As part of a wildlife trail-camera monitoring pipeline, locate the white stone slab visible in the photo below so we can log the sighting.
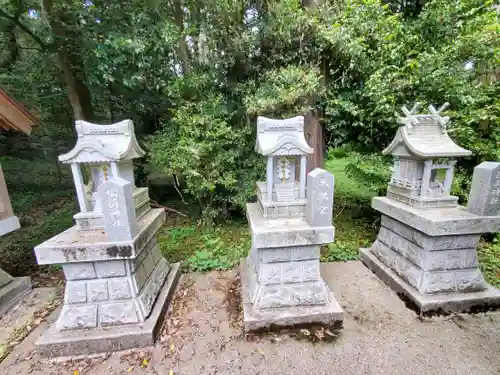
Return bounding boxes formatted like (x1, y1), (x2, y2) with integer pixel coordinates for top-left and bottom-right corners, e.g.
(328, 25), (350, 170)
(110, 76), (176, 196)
(34, 208), (165, 264)
(306, 168), (334, 227)
(372, 197), (500, 235)
(467, 161), (500, 217)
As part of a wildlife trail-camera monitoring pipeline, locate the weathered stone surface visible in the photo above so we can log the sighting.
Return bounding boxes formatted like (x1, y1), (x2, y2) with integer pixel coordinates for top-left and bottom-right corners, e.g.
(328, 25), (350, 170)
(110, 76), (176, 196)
(258, 260), (320, 285)
(63, 262), (96, 280)
(64, 280), (88, 304)
(377, 226), (478, 271)
(108, 278), (132, 300)
(99, 177), (139, 242)
(372, 197), (500, 236)
(99, 302), (139, 326)
(306, 168), (334, 227)
(360, 247), (500, 315)
(37, 263), (181, 357)
(258, 246), (320, 263)
(34, 208), (165, 264)
(57, 305), (98, 330)
(248, 204), (334, 249)
(242, 121), (340, 331)
(253, 281), (330, 309)
(370, 240), (487, 294)
(94, 260), (126, 278)
(467, 161), (500, 217)
(241, 259), (343, 331)
(380, 215), (480, 250)
(0, 216), (20, 237)
(87, 279), (109, 302)
(0, 275), (31, 316)
(0, 268), (13, 289)
(138, 257), (170, 318)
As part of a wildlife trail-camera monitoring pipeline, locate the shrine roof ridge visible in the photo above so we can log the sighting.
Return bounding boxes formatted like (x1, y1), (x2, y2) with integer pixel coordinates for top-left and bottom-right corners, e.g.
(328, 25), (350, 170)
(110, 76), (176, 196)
(59, 119), (146, 164)
(255, 115), (313, 156)
(383, 103), (472, 158)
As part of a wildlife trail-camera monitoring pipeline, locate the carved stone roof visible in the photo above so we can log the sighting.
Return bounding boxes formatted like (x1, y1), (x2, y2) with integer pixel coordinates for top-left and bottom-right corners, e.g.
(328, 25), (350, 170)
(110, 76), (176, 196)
(59, 120), (145, 164)
(383, 103), (472, 158)
(255, 116), (313, 156)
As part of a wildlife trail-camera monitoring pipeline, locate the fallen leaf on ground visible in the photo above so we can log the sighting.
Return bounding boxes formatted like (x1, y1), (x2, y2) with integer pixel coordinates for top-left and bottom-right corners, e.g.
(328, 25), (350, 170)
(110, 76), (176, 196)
(300, 329), (311, 336)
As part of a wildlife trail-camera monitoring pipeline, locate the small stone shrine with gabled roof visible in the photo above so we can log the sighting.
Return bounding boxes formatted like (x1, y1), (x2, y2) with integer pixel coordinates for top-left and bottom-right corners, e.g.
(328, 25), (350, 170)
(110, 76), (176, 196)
(58, 120), (151, 231)
(383, 103), (471, 208)
(240, 115), (343, 332)
(361, 103), (500, 315)
(34, 120), (180, 357)
(255, 116), (313, 218)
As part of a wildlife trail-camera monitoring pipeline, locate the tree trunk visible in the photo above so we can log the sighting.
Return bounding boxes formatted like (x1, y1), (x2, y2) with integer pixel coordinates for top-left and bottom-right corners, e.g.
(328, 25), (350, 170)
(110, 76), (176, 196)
(172, 0), (191, 75)
(0, 22), (19, 72)
(303, 0), (325, 171)
(42, 0), (94, 121)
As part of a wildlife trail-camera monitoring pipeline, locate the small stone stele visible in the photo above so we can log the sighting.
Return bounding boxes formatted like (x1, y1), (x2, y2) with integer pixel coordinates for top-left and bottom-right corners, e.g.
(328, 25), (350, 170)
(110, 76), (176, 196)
(98, 177), (138, 241)
(306, 168), (334, 227)
(467, 161), (500, 217)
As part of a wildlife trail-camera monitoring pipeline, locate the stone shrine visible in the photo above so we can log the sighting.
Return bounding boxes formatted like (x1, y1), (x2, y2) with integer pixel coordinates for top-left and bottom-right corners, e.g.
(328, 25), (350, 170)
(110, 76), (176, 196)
(34, 120), (180, 357)
(361, 103), (500, 314)
(240, 115), (343, 331)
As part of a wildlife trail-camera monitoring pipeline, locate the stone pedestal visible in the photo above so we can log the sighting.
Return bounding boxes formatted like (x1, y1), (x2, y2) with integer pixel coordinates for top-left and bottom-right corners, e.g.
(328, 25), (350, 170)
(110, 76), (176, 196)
(361, 197), (500, 315)
(0, 268), (31, 315)
(241, 202), (343, 331)
(34, 208), (180, 357)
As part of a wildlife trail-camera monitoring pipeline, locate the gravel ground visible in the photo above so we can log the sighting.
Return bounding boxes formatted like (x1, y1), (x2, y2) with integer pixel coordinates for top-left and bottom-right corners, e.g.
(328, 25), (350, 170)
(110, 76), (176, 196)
(1, 261), (499, 375)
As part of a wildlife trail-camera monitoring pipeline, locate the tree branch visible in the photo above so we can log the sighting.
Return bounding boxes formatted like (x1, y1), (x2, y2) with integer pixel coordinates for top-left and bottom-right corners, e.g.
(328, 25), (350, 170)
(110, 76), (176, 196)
(0, 7), (51, 50)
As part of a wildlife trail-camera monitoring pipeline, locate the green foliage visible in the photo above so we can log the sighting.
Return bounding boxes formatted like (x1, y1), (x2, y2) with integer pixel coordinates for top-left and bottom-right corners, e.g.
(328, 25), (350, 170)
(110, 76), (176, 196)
(2, 0), (498, 219)
(158, 225), (251, 272)
(344, 152), (392, 196)
(243, 66), (323, 117)
(478, 237), (500, 288)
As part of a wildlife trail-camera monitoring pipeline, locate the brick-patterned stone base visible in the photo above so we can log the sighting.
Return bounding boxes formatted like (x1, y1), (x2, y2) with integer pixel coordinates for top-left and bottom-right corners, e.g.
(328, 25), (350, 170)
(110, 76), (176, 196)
(240, 258), (343, 331)
(370, 215), (489, 294)
(360, 248), (500, 315)
(36, 263), (180, 357)
(243, 202), (342, 331)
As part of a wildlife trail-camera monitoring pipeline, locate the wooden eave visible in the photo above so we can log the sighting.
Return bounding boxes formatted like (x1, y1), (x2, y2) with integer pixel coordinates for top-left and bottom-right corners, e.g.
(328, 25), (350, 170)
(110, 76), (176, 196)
(0, 88), (37, 135)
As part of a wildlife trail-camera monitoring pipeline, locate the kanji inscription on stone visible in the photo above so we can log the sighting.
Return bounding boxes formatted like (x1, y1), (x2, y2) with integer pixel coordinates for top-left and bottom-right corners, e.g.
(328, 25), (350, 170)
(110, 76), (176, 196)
(306, 168), (334, 227)
(98, 177), (138, 241)
(467, 161), (500, 217)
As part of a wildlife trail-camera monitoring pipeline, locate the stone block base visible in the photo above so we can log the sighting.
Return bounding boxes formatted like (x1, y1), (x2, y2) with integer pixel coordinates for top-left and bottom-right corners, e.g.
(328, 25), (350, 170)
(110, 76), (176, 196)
(36, 262), (180, 358)
(0, 276), (31, 315)
(360, 248), (500, 315)
(240, 258), (343, 331)
(0, 215), (20, 236)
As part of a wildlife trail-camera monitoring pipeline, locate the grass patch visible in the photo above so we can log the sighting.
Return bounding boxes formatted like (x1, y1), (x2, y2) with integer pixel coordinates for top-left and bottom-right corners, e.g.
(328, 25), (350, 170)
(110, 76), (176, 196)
(478, 241), (500, 288)
(322, 153), (378, 262)
(158, 224), (251, 272)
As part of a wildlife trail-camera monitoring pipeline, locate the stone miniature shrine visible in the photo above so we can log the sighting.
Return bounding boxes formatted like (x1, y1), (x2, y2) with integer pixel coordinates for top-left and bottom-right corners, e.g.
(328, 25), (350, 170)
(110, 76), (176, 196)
(361, 103), (500, 314)
(34, 120), (180, 357)
(240, 115), (342, 331)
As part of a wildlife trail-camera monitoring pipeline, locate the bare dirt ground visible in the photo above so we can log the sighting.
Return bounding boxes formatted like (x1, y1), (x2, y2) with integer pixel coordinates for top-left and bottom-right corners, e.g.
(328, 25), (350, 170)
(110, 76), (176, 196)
(1, 261), (499, 375)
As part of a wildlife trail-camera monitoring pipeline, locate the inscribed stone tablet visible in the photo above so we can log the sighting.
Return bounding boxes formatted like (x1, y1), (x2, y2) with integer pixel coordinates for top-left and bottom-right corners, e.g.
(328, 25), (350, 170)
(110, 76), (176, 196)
(98, 177), (138, 241)
(467, 161), (500, 217)
(306, 168), (334, 227)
